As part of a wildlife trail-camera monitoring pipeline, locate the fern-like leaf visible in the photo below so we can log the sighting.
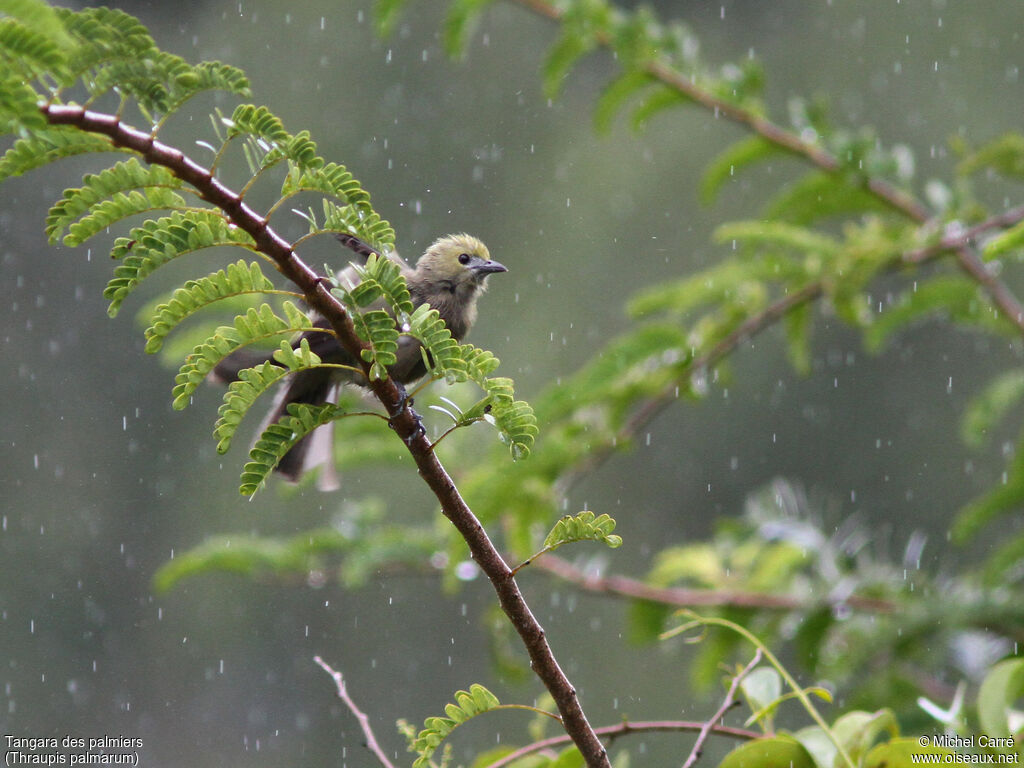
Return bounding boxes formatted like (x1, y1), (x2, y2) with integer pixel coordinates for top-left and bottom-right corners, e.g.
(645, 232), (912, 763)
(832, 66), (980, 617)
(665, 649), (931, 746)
(700, 135), (783, 204)
(104, 210), (257, 317)
(151, 528), (349, 594)
(485, 377), (538, 460)
(443, 0), (493, 58)
(373, 0), (409, 37)
(543, 511), (623, 551)
(0, 71), (46, 132)
(349, 252), (413, 317)
(45, 158), (185, 243)
(223, 104), (323, 172)
(239, 403), (346, 496)
(161, 58), (251, 117)
(961, 369), (1024, 450)
(144, 260), (280, 353)
(409, 304), (467, 383)
(171, 302), (316, 409)
(0, 16), (70, 84)
(410, 684), (502, 768)
(57, 6), (156, 79)
(0, 127), (121, 182)
(213, 339), (324, 453)
(983, 220), (1024, 260)
(593, 70), (656, 134)
(310, 199), (395, 255)
(713, 219), (839, 255)
(765, 171), (888, 225)
(280, 160), (372, 210)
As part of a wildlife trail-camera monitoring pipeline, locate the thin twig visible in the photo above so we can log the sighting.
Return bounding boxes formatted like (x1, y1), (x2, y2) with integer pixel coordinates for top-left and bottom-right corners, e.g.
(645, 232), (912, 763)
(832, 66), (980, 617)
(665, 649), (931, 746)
(42, 104), (611, 768)
(683, 649), (764, 768)
(485, 718), (759, 768)
(313, 656), (396, 768)
(534, 554), (897, 613)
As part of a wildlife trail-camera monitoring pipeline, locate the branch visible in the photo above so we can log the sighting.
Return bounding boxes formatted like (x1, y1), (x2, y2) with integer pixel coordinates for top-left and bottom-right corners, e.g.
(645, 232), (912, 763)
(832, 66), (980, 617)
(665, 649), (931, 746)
(513, 0), (1024, 335)
(313, 656), (395, 768)
(42, 104), (610, 768)
(682, 649), (763, 768)
(534, 553), (897, 613)
(485, 718), (759, 768)
(556, 281), (823, 495)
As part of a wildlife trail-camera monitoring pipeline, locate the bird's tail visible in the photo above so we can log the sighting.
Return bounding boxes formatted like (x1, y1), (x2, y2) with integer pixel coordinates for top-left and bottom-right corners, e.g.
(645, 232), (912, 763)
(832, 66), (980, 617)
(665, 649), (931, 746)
(259, 367), (340, 491)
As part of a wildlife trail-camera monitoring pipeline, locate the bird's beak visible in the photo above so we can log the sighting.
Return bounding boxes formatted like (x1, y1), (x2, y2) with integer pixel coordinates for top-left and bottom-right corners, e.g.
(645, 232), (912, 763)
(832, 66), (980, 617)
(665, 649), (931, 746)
(471, 259), (507, 275)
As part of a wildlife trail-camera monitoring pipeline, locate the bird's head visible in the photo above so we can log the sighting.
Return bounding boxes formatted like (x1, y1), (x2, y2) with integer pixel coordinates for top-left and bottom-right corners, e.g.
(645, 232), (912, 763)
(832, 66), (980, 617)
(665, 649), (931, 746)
(414, 233), (507, 297)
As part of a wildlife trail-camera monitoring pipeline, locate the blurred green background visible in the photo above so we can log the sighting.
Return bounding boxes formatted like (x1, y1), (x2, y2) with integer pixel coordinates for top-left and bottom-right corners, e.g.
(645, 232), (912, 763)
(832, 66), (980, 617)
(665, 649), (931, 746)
(2, 1), (1023, 765)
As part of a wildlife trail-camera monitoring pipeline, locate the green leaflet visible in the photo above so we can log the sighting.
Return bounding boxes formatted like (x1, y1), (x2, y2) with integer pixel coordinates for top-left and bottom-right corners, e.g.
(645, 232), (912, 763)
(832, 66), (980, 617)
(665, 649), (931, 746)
(543, 511), (623, 551)
(630, 84), (688, 131)
(310, 199), (395, 256)
(349, 252), (413, 316)
(713, 219), (839, 256)
(213, 339), (323, 453)
(765, 170), (889, 225)
(0, 16), (70, 84)
(151, 528), (349, 593)
(700, 136), (784, 204)
(223, 104), (322, 173)
(593, 70), (656, 134)
(240, 403), (347, 496)
(957, 132), (1024, 181)
(373, 0), (409, 37)
(144, 260), (281, 353)
(46, 158), (186, 244)
(0, 127), (121, 182)
(409, 304), (467, 383)
(280, 161), (374, 211)
(952, 432), (1024, 545)
(104, 210), (257, 317)
(171, 302), (316, 409)
(864, 276), (1007, 353)
(443, 0), (494, 59)
(983, 219), (1024, 260)
(484, 377), (538, 460)
(409, 684), (502, 768)
(0, 71), (45, 132)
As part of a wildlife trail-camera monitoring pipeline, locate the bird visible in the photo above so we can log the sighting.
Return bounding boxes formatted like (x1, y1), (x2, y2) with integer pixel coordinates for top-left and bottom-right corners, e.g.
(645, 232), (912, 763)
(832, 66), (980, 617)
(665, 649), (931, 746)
(210, 233), (507, 489)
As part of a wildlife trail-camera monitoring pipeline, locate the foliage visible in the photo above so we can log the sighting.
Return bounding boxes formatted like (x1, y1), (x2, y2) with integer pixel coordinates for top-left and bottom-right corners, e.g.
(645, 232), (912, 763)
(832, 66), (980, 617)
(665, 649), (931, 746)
(6, 1), (1024, 766)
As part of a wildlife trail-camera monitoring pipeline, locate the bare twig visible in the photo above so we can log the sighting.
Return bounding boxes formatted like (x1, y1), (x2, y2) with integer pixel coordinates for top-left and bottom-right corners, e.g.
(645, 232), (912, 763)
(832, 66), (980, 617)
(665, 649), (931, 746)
(535, 554), (897, 613)
(42, 104), (611, 768)
(313, 656), (396, 768)
(683, 649), (764, 768)
(485, 718), (759, 768)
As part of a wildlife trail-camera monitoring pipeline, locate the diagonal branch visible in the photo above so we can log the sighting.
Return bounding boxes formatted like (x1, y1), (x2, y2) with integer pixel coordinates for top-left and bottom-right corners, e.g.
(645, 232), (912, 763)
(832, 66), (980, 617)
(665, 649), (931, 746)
(682, 649), (763, 768)
(42, 103), (610, 768)
(314, 656), (395, 768)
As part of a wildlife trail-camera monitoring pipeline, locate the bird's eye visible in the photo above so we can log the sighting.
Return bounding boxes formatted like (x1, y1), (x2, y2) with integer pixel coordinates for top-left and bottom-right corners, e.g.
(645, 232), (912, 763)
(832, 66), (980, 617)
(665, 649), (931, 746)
(458, 253), (471, 265)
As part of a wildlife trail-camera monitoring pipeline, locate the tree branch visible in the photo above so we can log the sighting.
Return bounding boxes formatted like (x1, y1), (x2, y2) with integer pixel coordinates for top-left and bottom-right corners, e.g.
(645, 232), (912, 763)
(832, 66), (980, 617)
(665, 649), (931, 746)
(313, 656), (395, 768)
(42, 103), (610, 768)
(485, 718), (759, 768)
(534, 553), (897, 613)
(682, 649), (763, 768)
